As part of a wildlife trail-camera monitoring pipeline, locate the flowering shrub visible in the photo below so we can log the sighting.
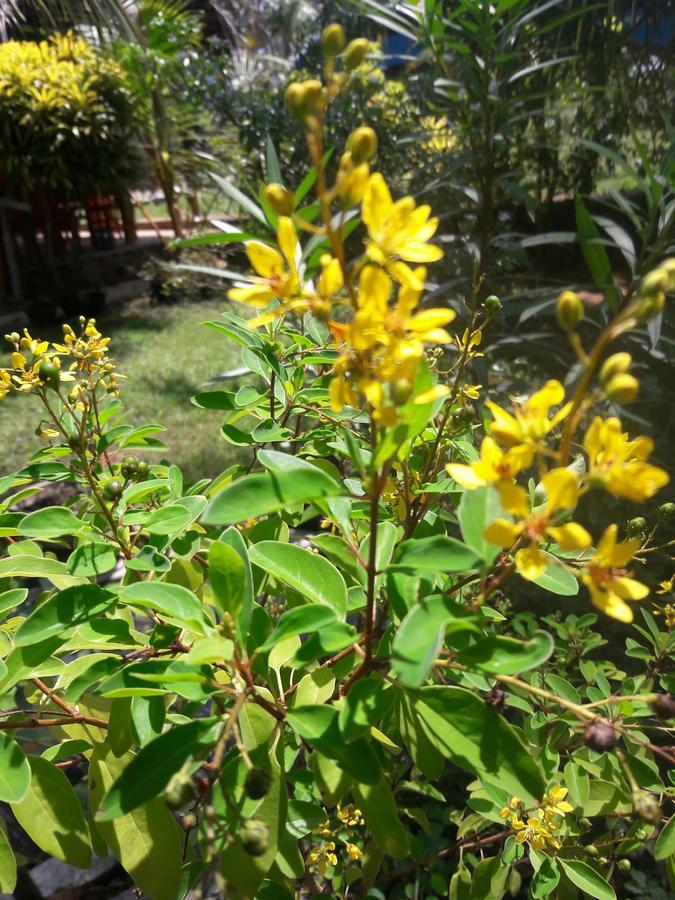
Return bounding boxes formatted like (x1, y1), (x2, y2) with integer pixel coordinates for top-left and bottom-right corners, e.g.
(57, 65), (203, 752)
(0, 24), (674, 900)
(0, 32), (137, 194)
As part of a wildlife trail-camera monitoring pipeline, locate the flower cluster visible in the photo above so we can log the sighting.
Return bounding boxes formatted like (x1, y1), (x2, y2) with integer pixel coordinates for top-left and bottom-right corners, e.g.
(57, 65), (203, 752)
(447, 369), (669, 621)
(308, 803), (364, 875)
(500, 784), (574, 851)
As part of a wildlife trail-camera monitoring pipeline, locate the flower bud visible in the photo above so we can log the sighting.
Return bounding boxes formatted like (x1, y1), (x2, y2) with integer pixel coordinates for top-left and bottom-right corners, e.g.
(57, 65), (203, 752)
(618, 858), (631, 872)
(661, 257), (675, 292)
(632, 789), (661, 825)
(320, 23), (345, 57)
(343, 38), (369, 71)
(599, 352), (632, 385)
(657, 502), (675, 522)
(626, 517), (646, 537)
(605, 373), (639, 404)
(583, 719), (617, 752)
(484, 294), (502, 316)
(286, 81), (323, 120)
(264, 183), (295, 216)
(391, 378), (413, 405)
(635, 291), (665, 323)
(347, 126), (378, 164)
(286, 82), (305, 118)
(650, 692), (675, 720)
(635, 828), (647, 841)
(578, 817), (592, 832)
(239, 818), (269, 857)
(556, 290), (584, 332)
(585, 844), (599, 857)
(640, 267), (669, 297)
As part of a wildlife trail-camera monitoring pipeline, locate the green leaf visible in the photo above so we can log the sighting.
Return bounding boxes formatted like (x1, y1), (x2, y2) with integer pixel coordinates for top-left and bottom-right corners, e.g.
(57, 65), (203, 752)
(575, 195), (619, 310)
(353, 778), (409, 857)
(559, 858), (616, 900)
(470, 856), (510, 899)
(0, 826), (16, 894)
(11, 757), (91, 868)
(564, 760), (589, 806)
(97, 719), (218, 820)
(191, 390), (237, 410)
(0, 733), (31, 802)
(531, 857), (560, 897)
(655, 813), (675, 860)
(119, 581), (213, 635)
(209, 540), (246, 619)
(259, 605), (338, 653)
(390, 536), (480, 573)
(249, 541), (347, 616)
(453, 631), (554, 675)
(414, 686), (545, 805)
(287, 707), (380, 785)
(391, 595), (477, 687)
(339, 677), (395, 742)
(67, 541), (117, 576)
(14, 584), (116, 646)
(458, 486), (503, 565)
(0, 554), (76, 582)
(89, 743), (183, 900)
(0, 588), (27, 618)
(18, 506), (82, 538)
(532, 557), (579, 595)
(145, 504), (195, 536)
(204, 468), (341, 525)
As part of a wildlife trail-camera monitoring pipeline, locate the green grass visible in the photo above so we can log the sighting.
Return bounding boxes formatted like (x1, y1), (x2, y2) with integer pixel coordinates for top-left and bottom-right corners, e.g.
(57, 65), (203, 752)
(0, 300), (247, 485)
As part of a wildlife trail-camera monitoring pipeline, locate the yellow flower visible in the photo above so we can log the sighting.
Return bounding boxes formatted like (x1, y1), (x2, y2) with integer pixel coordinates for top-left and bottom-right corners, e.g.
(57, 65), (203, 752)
(453, 328), (483, 358)
(446, 436), (533, 492)
(484, 468), (591, 581)
(307, 841), (337, 876)
(655, 603), (675, 629)
(656, 576), (673, 595)
(583, 416), (669, 502)
(581, 524), (649, 622)
(499, 796), (523, 823)
(511, 814), (561, 851)
(346, 842), (363, 860)
(337, 803), (365, 827)
(0, 370), (11, 399)
(486, 380), (571, 449)
(542, 784), (574, 818)
(228, 217), (301, 317)
(362, 173), (443, 289)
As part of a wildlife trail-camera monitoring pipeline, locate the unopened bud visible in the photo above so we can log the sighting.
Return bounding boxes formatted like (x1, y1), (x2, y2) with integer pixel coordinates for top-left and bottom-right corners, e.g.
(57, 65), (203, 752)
(343, 38), (369, 71)
(635, 291), (665, 323)
(321, 23), (345, 57)
(286, 80), (323, 120)
(484, 295), (501, 315)
(640, 267), (669, 297)
(632, 789), (661, 825)
(626, 517), (647, 537)
(658, 502), (675, 522)
(599, 352), (632, 385)
(583, 719), (617, 751)
(651, 693), (675, 720)
(578, 817), (592, 832)
(347, 126), (378, 164)
(556, 290), (584, 332)
(661, 258), (675, 292)
(264, 183), (295, 216)
(585, 844), (599, 857)
(618, 858), (631, 872)
(605, 373), (639, 404)
(391, 378), (413, 405)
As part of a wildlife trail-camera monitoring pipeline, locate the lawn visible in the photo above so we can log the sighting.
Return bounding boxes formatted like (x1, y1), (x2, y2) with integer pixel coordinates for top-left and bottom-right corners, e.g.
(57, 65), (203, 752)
(0, 299), (247, 484)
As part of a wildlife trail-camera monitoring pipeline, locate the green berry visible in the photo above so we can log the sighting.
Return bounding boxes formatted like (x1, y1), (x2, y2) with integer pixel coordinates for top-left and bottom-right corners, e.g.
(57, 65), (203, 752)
(244, 767), (272, 800)
(103, 479), (124, 500)
(39, 360), (60, 388)
(239, 818), (269, 857)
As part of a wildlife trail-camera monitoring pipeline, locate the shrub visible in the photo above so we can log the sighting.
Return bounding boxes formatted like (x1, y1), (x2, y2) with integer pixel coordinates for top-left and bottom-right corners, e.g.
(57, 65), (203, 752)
(0, 24), (673, 900)
(0, 32), (138, 194)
